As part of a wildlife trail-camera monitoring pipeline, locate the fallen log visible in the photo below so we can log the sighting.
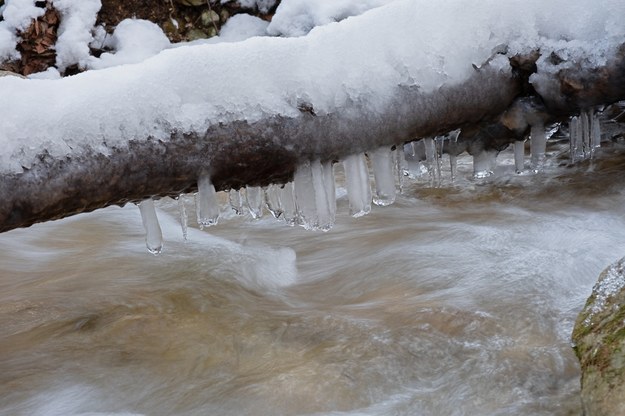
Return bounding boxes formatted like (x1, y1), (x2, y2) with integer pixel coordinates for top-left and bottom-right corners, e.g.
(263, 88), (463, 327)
(1, 0), (624, 233)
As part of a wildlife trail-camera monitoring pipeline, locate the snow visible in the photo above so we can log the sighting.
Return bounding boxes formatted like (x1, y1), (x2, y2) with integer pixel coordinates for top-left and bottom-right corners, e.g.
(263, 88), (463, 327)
(0, 0), (624, 173)
(220, 0), (277, 14)
(267, 0), (395, 37)
(217, 13), (269, 42)
(53, 0), (101, 71)
(87, 19), (170, 70)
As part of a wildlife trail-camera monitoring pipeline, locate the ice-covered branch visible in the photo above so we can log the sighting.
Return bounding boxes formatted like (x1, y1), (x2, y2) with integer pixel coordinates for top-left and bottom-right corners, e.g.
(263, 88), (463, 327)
(1, 0), (624, 232)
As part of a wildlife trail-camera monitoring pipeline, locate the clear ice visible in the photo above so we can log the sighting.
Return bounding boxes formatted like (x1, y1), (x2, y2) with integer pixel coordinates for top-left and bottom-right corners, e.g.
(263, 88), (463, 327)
(423, 137), (441, 186)
(264, 184), (283, 219)
(343, 153), (372, 217)
(278, 182), (297, 226)
(570, 109), (601, 163)
(177, 194), (188, 241)
(196, 173), (220, 229)
(138, 198), (163, 255)
(514, 140), (525, 173)
(473, 149), (497, 179)
(530, 122), (546, 169)
(403, 142), (428, 179)
(245, 186), (263, 219)
(229, 189), (244, 215)
(293, 160), (336, 231)
(393, 147), (406, 192)
(370, 146), (396, 206)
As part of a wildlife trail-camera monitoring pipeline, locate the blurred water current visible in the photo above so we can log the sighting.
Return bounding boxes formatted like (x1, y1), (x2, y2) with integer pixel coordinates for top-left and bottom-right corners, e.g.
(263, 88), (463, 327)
(2, 142), (625, 416)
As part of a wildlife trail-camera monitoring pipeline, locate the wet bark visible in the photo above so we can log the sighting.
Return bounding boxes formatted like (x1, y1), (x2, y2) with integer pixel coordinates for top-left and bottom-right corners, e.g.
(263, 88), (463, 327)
(1, 46), (625, 233)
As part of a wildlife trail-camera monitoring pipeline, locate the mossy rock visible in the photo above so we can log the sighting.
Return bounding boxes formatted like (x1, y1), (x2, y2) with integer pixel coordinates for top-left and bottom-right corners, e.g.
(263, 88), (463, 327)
(573, 257), (625, 415)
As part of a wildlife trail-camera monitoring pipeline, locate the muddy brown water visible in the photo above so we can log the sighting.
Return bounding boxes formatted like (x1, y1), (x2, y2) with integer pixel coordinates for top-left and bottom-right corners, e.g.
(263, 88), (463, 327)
(2, 143), (625, 415)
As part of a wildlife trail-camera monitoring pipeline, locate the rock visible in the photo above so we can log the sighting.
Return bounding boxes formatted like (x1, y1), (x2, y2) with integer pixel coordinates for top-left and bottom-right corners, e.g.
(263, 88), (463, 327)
(573, 257), (625, 416)
(186, 28), (209, 41)
(200, 9), (220, 27)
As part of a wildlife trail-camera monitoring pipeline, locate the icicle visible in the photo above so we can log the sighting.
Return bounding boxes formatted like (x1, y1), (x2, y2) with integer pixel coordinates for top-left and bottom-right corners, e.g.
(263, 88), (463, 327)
(279, 182), (297, 226)
(343, 153), (372, 217)
(473, 150), (497, 179)
(293, 161), (318, 230)
(530, 122), (547, 169)
(581, 110), (590, 158)
(449, 154), (457, 181)
(570, 116), (583, 163)
(321, 161), (337, 227)
(423, 137), (440, 186)
(177, 194), (188, 241)
(403, 141), (427, 179)
(245, 186), (263, 219)
(514, 141), (525, 173)
(393, 147), (406, 192)
(196, 173), (220, 229)
(264, 184), (283, 219)
(590, 109), (601, 154)
(312, 160), (335, 231)
(138, 199), (163, 255)
(370, 146), (396, 206)
(228, 189), (244, 215)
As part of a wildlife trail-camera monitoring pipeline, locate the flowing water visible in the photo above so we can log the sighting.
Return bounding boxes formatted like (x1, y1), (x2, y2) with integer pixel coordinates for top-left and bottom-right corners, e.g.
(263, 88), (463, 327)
(3, 142), (625, 416)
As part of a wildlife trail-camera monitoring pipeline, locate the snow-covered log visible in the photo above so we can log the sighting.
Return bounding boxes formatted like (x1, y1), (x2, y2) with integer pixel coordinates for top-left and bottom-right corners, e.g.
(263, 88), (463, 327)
(0, 0), (624, 232)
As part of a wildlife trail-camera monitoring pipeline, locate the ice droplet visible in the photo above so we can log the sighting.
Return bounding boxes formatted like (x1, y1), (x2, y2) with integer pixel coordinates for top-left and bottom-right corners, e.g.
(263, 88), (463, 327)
(246, 186), (264, 219)
(177, 194), (188, 241)
(343, 153), (372, 217)
(196, 173), (219, 229)
(138, 198), (163, 255)
(264, 184), (283, 219)
(370, 146), (396, 206)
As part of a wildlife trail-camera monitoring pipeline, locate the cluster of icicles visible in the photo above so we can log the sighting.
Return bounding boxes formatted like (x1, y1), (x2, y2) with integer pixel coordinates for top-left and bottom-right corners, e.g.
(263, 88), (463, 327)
(137, 109), (603, 254)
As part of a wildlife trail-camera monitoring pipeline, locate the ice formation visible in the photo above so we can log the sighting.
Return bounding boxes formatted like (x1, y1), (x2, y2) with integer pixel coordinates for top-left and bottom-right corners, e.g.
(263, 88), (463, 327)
(569, 109), (602, 163)
(264, 184), (283, 219)
(293, 159), (336, 230)
(343, 153), (372, 217)
(514, 141), (525, 173)
(530, 123), (547, 169)
(228, 189), (244, 215)
(370, 147), (396, 206)
(177, 194), (189, 241)
(138, 199), (163, 255)
(196, 173), (220, 228)
(245, 186), (264, 219)
(279, 182), (298, 226)
(473, 150), (497, 179)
